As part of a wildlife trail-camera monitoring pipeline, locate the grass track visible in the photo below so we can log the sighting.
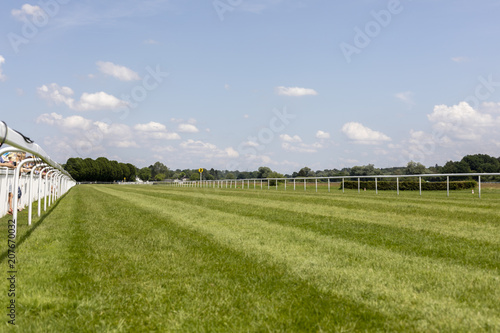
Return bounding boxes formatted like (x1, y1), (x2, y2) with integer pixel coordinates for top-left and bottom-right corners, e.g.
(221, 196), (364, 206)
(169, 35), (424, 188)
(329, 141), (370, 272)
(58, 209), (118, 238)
(1, 185), (499, 332)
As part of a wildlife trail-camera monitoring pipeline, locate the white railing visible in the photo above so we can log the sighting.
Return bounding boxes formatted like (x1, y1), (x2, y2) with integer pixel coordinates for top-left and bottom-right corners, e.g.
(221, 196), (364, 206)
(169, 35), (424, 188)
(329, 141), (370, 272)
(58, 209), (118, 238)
(160, 173), (500, 199)
(0, 121), (76, 238)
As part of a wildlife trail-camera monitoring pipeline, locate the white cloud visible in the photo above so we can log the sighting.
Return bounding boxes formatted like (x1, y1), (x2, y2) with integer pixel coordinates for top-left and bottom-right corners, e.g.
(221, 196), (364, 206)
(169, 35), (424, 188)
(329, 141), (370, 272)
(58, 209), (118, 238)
(0, 55), (6, 81)
(280, 134), (302, 143)
(178, 124), (199, 133)
(451, 57), (469, 63)
(243, 114), (250, 119)
(96, 61), (140, 81)
(481, 102), (500, 113)
(427, 102), (498, 141)
(225, 84), (230, 90)
(341, 122), (391, 144)
(279, 134), (322, 153)
(78, 92), (129, 111)
(243, 141), (259, 147)
(37, 83), (128, 111)
(395, 91), (415, 105)
(275, 86), (318, 97)
(225, 147), (239, 158)
(36, 112), (92, 131)
(282, 142), (321, 153)
(109, 140), (139, 148)
(134, 121), (181, 140)
(316, 130), (330, 139)
(180, 139), (217, 151)
(151, 146), (176, 153)
(11, 4), (44, 21)
(134, 121), (166, 132)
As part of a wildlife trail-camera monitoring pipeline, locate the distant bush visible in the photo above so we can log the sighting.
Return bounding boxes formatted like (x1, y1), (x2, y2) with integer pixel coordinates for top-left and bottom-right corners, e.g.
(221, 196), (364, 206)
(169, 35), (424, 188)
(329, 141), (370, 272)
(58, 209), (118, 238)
(341, 180), (477, 191)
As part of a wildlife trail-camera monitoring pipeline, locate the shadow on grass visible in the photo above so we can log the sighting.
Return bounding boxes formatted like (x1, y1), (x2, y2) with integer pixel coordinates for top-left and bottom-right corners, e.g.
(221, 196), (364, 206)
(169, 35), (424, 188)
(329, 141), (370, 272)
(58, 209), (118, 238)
(0, 194), (66, 264)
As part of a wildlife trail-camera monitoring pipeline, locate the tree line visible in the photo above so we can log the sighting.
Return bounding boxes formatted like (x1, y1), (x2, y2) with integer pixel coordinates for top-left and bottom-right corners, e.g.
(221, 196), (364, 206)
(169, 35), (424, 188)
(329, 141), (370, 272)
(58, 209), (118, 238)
(64, 157), (137, 182)
(64, 154), (500, 182)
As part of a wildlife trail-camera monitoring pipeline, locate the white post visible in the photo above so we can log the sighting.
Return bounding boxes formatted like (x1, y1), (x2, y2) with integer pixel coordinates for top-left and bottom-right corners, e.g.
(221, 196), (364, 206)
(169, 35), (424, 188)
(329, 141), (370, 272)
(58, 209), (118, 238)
(328, 179), (330, 192)
(28, 167), (35, 225)
(285, 179), (287, 191)
(447, 176), (449, 197)
(342, 178), (344, 193)
(315, 179), (318, 192)
(294, 179), (296, 191)
(419, 176), (422, 196)
(13, 158), (41, 235)
(397, 177), (399, 196)
(358, 178), (360, 194)
(375, 177), (378, 195)
(304, 179), (306, 191)
(479, 175), (481, 199)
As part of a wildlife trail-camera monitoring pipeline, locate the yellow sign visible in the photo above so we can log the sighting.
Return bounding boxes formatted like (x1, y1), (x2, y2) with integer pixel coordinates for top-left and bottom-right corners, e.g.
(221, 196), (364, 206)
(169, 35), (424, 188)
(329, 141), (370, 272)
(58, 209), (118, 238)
(199, 168), (204, 173)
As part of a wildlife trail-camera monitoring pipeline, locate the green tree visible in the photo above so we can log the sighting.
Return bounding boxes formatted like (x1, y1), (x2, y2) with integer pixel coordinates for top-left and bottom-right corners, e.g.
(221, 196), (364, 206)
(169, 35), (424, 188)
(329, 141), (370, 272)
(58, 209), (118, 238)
(155, 173), (166, 181)
(405, 161), (427, 175)
(257, 166), (272, 178)
(297, 167), (314, 177)
(137, 167), (152, 181)
(226, 173), (235, 179)
(461, 154), (500, 173)
(149, 162), (169, 178)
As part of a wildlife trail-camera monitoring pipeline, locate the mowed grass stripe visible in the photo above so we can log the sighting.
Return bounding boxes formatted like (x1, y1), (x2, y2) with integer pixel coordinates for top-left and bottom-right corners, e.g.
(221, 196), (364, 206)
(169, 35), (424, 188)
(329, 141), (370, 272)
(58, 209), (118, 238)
(4, 186), (392, 332)
(95, 185), (500, 332)
(114, 186), (500, 271)
(117, 186), (500, 245)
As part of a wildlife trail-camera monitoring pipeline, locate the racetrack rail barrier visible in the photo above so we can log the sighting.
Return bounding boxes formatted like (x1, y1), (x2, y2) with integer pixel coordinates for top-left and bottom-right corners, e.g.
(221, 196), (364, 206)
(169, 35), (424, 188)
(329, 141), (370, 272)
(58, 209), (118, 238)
(0, 121), (76, 238)
(161, 173), (500, 199)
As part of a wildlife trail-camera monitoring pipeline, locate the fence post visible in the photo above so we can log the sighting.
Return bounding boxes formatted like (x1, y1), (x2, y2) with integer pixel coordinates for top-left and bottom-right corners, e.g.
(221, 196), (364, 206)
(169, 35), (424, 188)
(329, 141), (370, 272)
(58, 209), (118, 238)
(358, 178), (360, 194)
(315, 179), (318, 192)
(479, 175), (481, 199)
(419, 176), (422, 196)
(328, 178), (330, 193)
(342, 178), (344, 193)
(397, 177), (399, 196)
(375, 177), (378, 195)
(447, 176), (449, 197)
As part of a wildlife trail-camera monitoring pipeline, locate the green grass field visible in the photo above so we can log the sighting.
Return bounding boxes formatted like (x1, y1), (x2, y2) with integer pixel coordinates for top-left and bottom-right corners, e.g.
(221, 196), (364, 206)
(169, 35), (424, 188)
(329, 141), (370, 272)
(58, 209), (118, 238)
(1, 185), (499, 332)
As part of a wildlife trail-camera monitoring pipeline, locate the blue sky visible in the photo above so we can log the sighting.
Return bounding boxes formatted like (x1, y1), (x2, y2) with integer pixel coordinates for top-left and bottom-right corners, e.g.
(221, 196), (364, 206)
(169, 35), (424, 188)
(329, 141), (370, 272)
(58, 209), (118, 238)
(1, 0), (500, 173)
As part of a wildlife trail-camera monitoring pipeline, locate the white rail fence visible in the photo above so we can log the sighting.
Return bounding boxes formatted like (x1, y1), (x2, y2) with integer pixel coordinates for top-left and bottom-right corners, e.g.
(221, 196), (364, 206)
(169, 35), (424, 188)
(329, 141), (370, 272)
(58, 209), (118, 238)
(0, 121), (76, 238)
(161, 173), (500, 199)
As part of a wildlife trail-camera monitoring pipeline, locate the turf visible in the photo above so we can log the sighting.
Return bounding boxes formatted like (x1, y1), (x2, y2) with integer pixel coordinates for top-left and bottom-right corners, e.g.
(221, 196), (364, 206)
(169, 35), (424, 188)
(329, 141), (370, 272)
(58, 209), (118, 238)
(1, 185), (499, 332)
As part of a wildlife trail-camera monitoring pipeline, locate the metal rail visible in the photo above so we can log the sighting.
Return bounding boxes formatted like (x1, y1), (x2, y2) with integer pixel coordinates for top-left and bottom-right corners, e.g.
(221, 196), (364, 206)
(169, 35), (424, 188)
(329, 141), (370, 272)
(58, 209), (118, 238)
(165, 173), (500, 199)
(1, 121), (76, 238)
